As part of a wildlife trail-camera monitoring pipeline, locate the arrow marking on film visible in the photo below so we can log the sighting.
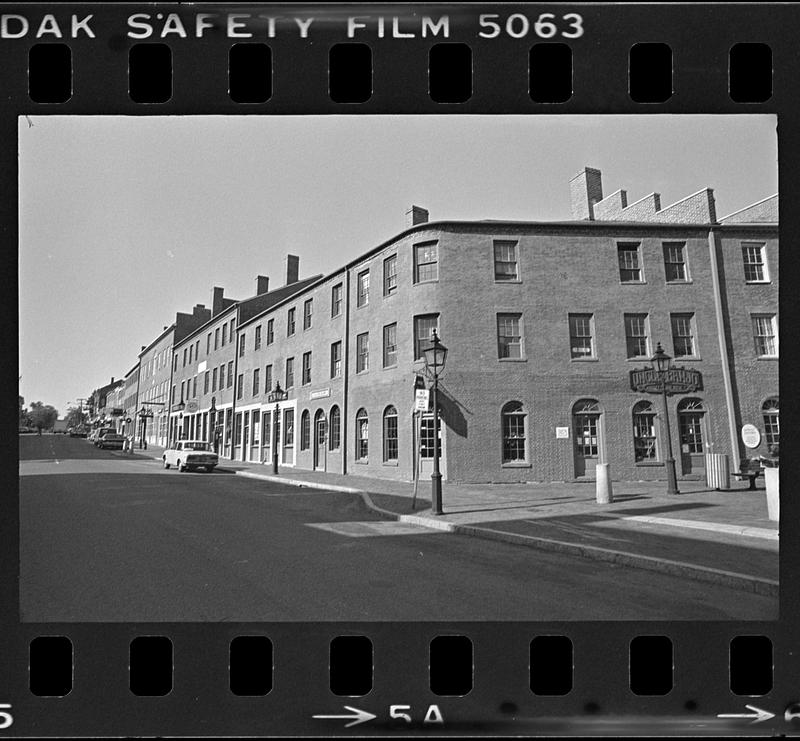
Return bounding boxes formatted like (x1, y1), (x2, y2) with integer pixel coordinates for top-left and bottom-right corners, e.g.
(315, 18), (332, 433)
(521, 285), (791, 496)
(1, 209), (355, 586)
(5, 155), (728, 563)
(717, 704), (775, 723)
(312, 705), (376, 728)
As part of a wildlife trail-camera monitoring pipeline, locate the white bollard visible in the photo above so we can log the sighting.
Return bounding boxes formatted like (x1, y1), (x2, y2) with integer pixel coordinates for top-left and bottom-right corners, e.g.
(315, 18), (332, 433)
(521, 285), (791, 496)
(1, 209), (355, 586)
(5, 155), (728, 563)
(595, 463), (613, 504)
(764, 466), (779, 522)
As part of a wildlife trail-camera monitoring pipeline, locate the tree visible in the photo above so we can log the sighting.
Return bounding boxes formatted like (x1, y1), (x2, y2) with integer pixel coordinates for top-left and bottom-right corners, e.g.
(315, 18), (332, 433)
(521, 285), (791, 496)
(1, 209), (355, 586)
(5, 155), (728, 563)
(28, 402), (58, 434)
(64, 406), (87, 429)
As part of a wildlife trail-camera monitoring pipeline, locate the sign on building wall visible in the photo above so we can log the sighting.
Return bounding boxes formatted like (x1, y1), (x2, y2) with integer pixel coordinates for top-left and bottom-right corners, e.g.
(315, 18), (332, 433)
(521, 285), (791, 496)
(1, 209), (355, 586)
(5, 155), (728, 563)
(741, 424), (762, 449)
(630, 367), (703, 394)
(414, 389), (430, 411)
(185, 400), (198, 414)
(310, 388), (331, 400)
(555, 426), (569, 439)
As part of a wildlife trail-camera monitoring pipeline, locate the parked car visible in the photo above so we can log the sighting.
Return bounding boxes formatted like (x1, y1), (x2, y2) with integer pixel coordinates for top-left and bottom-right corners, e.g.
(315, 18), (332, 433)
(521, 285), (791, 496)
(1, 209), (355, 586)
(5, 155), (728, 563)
(163, 440), (218, 473)
(96, 431), (126, 450)
(69, 426), (88, 438)
(90, 428), (115, 445)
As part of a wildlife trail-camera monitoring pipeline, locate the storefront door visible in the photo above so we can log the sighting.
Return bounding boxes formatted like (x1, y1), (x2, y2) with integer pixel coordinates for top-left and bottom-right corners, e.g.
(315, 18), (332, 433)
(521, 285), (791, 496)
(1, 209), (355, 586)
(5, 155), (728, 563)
(416, 411), (446, 480)
(282, 408), (294, 464)
(573, 399), (601, 479)
(314, 412), (326, 471)
(678, 399), (706, 476)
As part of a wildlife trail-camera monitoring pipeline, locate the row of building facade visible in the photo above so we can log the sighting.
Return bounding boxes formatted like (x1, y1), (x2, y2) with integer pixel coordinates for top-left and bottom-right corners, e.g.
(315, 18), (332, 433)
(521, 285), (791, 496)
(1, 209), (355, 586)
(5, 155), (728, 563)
(85, 167), (779, 483)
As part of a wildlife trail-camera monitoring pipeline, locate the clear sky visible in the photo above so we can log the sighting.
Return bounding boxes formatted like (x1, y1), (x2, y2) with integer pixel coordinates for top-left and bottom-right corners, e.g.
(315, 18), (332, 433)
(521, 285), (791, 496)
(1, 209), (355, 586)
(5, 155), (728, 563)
(18, 114), (777, 417)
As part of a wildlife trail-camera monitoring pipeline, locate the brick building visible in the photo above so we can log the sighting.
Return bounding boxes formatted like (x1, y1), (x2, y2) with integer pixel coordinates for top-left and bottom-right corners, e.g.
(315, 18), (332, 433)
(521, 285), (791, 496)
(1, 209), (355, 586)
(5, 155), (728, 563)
(122, 167), (779, 484)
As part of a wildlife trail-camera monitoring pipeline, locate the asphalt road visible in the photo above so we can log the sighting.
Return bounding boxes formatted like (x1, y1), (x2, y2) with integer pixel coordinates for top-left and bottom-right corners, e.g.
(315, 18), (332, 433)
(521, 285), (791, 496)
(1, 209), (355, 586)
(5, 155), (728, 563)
(20, 434), (776, 621)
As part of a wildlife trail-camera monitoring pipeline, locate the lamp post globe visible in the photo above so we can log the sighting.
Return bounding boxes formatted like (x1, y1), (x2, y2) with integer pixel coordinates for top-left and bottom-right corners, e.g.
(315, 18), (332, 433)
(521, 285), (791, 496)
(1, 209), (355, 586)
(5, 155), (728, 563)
(423, 330), (448, 515)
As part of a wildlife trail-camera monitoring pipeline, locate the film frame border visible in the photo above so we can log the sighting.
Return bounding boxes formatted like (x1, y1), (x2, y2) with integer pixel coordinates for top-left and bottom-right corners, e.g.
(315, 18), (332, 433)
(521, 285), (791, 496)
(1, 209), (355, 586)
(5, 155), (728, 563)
(3, 2), (797, 736)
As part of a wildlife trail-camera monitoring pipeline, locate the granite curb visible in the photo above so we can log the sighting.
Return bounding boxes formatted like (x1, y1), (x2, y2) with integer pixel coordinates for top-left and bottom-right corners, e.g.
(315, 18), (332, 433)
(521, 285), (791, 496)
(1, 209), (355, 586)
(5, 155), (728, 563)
(228, 468), (778, 597)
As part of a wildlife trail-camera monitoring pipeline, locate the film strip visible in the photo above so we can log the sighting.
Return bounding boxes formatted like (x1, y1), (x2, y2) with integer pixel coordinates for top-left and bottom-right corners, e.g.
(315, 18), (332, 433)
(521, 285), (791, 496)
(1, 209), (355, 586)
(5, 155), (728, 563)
(4, 2), (798, 736)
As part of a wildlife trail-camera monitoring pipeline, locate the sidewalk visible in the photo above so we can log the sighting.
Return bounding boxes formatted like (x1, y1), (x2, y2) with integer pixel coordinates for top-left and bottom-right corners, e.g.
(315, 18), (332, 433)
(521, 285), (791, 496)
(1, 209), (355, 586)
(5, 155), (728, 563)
(132, 443), (778, 596)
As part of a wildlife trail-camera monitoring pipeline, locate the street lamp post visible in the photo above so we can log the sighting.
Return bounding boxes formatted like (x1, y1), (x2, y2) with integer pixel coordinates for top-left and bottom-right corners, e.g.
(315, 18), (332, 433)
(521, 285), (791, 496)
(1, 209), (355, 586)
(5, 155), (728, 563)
(652, 343), (680, 495)
(209, 396), (217, 452)
(422, 329), (448, 516)
(267, 382), (288, 475)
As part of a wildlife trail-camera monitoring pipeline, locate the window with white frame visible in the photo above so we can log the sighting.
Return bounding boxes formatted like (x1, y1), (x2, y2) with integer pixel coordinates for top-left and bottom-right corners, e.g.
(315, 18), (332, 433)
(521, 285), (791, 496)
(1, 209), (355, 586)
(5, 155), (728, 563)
(414, 241), (438, 283)
(302, 351), (312, 385)
(356, 332), (369, 372)
(330, 341), (342, 378)
(287, 307), (296, 336)
(497, 313), (523, 359)
(414, 314), (438, 360)
(383, 406), (398, 462)
(762, 398), (779, 446)
(384, 254), (398, 296)
(568, 313), (594, 358)
(355, 408), (368, 460)
(383, 323), (397, 367)
(663, 242), (688, 282)
(671, 313), (696, 357)
(300, 410), (310, 450)
(357, 270), (370, 307)
(624, 313), (649, 358)
(632, 401), (658, 461)
(331, 283), (343, 317)
(493, 240), (518, 281)
(752, 314), (778, 356)
(618, 242), (642, 282)
(303, 299), (313, 330)
(501, 402), (527, 463)
(742, 242), (769, 282)
(329, 405), (341, 450)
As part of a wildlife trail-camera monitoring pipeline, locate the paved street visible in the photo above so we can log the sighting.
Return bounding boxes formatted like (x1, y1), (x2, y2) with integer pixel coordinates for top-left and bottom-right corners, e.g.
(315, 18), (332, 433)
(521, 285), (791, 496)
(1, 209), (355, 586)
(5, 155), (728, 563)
(20, 435), (776, 621)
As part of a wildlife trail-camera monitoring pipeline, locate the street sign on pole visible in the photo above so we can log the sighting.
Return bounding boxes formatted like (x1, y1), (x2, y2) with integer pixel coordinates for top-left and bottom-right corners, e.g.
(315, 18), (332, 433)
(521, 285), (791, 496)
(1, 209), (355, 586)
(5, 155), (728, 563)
(414, 388), (430, 412)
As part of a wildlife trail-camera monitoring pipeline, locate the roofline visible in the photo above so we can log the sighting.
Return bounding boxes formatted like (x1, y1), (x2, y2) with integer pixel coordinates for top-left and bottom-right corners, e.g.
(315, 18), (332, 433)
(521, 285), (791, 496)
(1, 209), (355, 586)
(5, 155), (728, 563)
(719, 193), (779, 222)
(138, 323), (176, 358)
(172, 302), (238, 349)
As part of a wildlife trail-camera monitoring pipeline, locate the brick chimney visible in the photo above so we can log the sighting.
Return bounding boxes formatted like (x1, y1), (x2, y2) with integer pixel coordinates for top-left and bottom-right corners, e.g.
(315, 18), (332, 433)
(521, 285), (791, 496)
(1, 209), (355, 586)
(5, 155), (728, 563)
(285, 255), (299, 286)
(212, 286), (225, 316)
(570, 167), (604, 220)
(406, 205), (429, 228)
(255, 275), (270, 295)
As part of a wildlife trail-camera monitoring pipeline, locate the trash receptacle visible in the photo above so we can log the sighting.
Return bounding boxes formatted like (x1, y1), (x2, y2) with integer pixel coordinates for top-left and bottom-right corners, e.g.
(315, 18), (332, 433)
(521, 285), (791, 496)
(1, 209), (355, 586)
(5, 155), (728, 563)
(705, 453), (730, 490)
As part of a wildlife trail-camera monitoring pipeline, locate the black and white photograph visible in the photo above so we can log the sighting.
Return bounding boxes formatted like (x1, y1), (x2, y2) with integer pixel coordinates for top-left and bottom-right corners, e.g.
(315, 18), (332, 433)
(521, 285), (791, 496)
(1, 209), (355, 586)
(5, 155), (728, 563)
(18, 113), (778, 623)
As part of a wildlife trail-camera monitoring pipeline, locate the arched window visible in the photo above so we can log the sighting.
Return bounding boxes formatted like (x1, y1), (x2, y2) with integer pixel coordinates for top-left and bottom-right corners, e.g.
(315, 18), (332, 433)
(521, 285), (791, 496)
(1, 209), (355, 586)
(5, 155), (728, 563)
(329, 405), (341, 450)
(501, 401), (527, 463)
(383, 405), (398, 462)
(632, 401), (657, 461)
(762, 397), (779, 447)
(300, 410), (310, 450)
(355, 408), (368, 461)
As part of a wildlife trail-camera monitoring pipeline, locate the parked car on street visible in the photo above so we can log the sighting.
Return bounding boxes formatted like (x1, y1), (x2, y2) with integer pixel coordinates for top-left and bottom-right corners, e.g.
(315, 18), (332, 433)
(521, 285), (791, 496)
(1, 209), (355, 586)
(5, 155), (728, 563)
(163, 440), (218, 473)
(96, 431), (126, 450)
(69, 426), (88, 438)
(90, 428), (115, 445)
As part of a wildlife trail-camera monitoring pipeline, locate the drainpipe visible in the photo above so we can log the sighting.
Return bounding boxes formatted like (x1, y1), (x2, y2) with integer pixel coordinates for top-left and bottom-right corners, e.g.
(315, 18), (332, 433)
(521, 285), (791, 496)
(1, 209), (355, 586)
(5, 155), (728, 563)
(231, 312), (239, 461)
(342, 270), (351, 475)
(708, 227), (741, 471)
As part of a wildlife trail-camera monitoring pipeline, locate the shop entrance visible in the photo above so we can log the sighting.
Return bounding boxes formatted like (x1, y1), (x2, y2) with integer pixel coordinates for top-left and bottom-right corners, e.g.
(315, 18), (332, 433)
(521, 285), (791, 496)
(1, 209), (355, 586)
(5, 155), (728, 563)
(678, 398), (706, 476)
(573, 399), (601, 479)
(314, 410), (326, 471)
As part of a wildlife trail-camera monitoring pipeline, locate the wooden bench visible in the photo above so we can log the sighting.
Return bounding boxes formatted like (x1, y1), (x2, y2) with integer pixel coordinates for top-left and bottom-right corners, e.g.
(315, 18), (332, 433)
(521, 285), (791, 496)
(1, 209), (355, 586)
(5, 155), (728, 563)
(733, 460), (762, 490)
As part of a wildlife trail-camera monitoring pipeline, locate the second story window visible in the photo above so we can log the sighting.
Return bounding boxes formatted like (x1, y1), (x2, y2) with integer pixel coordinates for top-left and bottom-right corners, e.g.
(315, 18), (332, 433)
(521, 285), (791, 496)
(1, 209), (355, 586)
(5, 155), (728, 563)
(303, 299), (313, 329)
(239, 334), (246, 358)
(357, 269), (370, 307)
(618, 242), (642, 283)
(285, 357), (295, 388)
(287, 307), (296, 336)
(227, 361), (233, 388)
(267, 318), (274, 345)
(497, 313), (523, 359)
(252, 368), (260, 396)
(212, 367), (218, 392)
(494, 240), (518, 281)
(752, 314), (778, 357)
(384, 254), (398, 296)
(254, 325), (262, 350)
(331, 283), (343, 317)
(624, 313), (649, 358)
(204, 371), (210, 394)
(356, 332), (369, 372)
(330, 341), (342, 378)
(742, 242), (769, 282)
(264, 364), (272, 393)
(383, 323), (397, 367)
(663, 242), (687, 282)
(568, 313), (594, 358)
(237, 373), (244, 400)
(414, 241), (438, 283)
(414, 314), (439, 360)
(302, 351), (312, 385)
(671, 313), (696, 357)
